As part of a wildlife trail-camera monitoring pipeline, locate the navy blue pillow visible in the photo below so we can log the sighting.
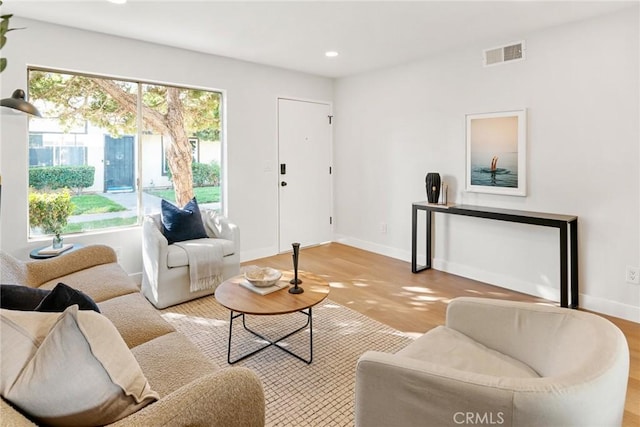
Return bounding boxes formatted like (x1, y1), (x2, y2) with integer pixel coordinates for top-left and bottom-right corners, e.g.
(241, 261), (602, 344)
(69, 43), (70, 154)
(0, 284), (50, 310)
(0, 283), (100, 313)
(35, 282), (100, 313)
(160, 197), (208, 244)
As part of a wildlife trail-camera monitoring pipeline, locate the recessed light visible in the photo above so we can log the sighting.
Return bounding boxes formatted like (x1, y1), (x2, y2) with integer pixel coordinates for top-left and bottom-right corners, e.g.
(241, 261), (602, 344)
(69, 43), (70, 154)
(325, 51), (339, 58)
(107, 0), (127, 4)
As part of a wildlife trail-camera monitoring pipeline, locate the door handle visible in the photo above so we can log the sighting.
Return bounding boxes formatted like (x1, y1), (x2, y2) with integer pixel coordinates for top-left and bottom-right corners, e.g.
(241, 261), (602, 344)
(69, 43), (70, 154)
(281, 181), (288, 187)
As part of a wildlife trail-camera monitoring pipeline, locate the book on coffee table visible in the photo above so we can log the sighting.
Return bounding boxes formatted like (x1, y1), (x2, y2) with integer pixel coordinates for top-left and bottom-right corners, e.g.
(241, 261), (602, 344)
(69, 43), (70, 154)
(37, 243), (73, 256)
(239, 279), (289, 295)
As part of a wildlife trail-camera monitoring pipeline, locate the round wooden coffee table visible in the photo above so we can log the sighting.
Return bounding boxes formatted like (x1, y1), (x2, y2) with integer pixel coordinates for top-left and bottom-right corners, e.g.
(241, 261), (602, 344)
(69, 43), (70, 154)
(215, 270), (330, 364)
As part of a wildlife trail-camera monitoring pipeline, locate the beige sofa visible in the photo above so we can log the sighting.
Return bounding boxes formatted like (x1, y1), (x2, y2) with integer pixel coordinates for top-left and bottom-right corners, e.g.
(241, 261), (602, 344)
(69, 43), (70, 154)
(0, 245), (264, 426)
(355, 297), (629, 427)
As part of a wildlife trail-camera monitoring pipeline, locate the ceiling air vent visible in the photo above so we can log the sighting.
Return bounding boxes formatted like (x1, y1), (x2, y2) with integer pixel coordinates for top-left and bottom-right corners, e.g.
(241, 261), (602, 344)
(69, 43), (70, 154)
(483, 41), (525, 67)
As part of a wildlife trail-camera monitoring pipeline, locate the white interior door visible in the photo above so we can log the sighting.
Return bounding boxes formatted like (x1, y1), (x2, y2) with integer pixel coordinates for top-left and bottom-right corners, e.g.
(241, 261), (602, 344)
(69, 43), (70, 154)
(278, 98), (332, 253)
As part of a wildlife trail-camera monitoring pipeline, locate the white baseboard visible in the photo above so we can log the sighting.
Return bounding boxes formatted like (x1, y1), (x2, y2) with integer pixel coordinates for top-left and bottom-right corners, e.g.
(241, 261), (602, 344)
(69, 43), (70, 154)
(240, 246), (279, 263)
(434, 258), (640, 322)
(433, 258), (561, 303)
(334, 235), (639, 323)
(580, 294), (640, 322)
(333, 234), (410, 262)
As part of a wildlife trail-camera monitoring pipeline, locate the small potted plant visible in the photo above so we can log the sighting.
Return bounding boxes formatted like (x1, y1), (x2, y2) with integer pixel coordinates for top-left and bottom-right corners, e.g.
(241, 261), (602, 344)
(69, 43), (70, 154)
(29, 189), (73, 248)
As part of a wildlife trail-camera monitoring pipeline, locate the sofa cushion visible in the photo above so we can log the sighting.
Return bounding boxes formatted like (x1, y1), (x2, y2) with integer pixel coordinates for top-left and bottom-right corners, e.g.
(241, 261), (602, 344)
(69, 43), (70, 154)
(397, 325), (540, 378)
(166, 238), (236, 268)
(0, 306), (158, 426)
(131, 332), (218, 398)
(161, 198), (208, 244)
(98, 293), (175, 348)
(39, 263), (139, 303)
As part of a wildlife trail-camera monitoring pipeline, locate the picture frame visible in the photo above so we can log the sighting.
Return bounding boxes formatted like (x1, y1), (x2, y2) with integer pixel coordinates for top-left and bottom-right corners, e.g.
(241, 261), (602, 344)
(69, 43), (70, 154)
(465, 109), (527, 196)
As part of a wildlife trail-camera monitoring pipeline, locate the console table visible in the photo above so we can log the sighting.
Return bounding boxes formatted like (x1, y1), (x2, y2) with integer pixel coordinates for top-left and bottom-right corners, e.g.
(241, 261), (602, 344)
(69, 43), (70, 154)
(411, 202), (578, 308)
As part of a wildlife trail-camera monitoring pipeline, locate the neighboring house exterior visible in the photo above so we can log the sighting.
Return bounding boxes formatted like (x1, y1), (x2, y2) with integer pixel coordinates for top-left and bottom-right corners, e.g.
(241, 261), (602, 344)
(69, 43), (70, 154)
(28, 119), (220, 193)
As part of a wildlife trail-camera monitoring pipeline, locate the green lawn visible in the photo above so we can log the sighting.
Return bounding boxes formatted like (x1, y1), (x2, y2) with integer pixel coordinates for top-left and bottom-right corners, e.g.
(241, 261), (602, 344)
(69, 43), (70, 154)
(145, 186), (220, 204)
(63, 216), (138, 233)
(53, 187), (219, 234)
(71, 194), (127, 215)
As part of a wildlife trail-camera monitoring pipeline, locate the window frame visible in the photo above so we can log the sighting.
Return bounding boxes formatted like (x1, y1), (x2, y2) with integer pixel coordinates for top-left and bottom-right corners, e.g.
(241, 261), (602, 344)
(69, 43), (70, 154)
(27, 66), (226, 239)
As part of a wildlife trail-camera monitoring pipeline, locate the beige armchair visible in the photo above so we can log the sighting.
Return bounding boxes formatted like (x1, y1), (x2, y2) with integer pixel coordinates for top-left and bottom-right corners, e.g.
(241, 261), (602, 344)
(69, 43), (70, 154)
(142, 209), (240, 309)
(355, 297), (629, 427)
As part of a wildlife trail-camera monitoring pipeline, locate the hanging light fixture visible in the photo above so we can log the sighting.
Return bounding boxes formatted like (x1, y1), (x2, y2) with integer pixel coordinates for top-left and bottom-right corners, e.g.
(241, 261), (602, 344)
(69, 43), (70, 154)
(0, 89), (42, 117)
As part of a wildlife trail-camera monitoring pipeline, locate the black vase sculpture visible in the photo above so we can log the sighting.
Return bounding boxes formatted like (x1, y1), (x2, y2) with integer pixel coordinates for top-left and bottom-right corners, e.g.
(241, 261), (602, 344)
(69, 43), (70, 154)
(425, 173), (441, 204)
(289, 242), (304, 294)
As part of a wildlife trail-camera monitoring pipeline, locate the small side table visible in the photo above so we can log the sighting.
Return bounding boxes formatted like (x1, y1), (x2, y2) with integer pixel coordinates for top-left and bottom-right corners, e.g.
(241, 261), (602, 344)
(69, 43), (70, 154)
(30, 243), (84, 260)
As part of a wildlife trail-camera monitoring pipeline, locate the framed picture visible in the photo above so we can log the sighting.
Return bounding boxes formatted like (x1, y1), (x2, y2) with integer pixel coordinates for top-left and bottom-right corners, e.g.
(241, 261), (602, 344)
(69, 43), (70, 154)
(465, 109), (527, 196)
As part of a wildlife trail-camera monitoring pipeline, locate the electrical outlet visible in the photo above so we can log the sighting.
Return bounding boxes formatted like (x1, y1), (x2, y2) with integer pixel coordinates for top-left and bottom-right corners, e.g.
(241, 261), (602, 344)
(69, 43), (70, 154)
(379, 222), (387, 233)
(626, 266), (640, 284)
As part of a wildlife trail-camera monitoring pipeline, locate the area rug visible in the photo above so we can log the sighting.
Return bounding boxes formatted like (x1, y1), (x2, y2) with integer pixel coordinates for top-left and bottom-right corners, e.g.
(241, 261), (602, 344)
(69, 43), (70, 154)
(161, 297), (413, 426)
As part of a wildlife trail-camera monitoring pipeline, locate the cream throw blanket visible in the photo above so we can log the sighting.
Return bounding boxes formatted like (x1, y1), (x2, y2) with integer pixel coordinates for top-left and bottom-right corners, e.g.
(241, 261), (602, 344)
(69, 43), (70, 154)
(174, 240), (225, 292)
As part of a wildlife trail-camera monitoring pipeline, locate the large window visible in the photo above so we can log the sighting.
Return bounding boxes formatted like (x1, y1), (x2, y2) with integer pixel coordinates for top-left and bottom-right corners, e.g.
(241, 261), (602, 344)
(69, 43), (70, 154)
(27, 69), (223, 239)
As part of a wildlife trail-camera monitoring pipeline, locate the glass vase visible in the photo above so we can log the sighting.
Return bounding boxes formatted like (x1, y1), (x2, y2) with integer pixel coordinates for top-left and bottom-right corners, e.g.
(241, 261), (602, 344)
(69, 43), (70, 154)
(52, 235), (63, 249)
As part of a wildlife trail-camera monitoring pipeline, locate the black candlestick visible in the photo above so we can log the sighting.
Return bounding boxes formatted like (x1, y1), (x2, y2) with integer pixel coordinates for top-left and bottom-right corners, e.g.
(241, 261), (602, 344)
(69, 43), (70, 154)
(289, 242), (303, 294)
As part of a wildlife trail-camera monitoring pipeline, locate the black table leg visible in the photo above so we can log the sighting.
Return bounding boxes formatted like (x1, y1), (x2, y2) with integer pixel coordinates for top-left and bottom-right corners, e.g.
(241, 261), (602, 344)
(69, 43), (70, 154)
(426, 209), (432, 269)
(559, 224), (568, 308)
(412, 205), (432, 273)
(570, 219), (579, 308)
(227, 309), (314, 364)
(412, 205), (418, 272)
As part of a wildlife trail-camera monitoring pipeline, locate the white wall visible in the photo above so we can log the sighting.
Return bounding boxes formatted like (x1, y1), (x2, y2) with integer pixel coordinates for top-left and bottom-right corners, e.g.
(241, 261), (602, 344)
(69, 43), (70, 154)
(333, 8), (640, 322)
(2, 11), (638, 323)
(0, 18), (333, 273)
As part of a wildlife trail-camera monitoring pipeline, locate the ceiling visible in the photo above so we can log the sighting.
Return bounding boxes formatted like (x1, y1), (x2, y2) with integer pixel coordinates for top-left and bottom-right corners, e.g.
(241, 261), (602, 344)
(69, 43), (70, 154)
(4, 1), (637, 78)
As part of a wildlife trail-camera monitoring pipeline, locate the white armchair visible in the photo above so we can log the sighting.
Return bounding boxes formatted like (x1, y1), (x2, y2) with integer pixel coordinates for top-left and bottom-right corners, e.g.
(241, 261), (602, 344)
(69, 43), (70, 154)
(141, 209), (240, 309)
(355, 297), (629, 427)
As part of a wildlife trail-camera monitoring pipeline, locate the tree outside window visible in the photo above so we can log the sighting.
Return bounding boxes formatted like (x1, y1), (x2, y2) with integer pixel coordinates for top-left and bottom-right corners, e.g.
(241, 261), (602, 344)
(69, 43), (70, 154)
(27, 69), (222, 238)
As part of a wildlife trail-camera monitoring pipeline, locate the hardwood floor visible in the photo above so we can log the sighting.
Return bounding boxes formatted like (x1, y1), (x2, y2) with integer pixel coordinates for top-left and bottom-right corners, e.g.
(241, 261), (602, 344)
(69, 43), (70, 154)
(245, 242), (640, 427)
